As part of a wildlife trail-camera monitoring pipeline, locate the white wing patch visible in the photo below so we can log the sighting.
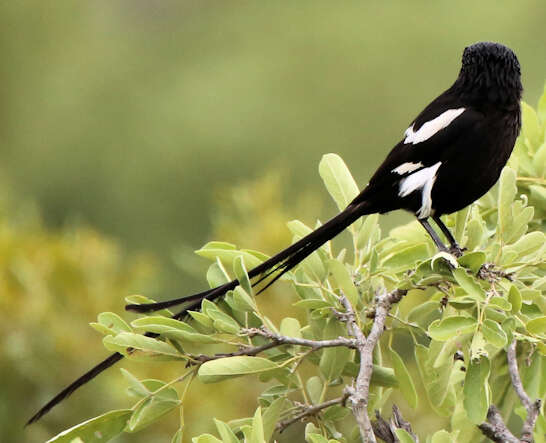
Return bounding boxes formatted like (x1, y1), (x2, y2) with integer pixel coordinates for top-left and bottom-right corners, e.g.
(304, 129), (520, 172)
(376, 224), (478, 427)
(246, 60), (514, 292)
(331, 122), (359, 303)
(404, 108), (465, 145)
(399, 161), (442, 218)
(392, 162), (423, 175)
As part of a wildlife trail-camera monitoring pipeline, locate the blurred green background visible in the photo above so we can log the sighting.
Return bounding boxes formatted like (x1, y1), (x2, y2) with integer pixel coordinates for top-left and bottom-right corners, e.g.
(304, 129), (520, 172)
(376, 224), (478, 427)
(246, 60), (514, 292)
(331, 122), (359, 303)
(1, 1), (545, 442)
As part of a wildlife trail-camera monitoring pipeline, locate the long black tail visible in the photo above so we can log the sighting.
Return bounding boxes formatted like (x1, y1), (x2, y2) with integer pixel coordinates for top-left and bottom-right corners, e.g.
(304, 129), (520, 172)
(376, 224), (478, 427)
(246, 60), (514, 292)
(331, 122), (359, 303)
(27, 200), (371, 425)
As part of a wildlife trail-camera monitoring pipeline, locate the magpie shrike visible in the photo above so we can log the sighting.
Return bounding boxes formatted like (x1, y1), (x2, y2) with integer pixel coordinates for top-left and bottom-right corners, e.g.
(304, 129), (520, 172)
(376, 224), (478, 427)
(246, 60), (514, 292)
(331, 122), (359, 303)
(28, 41), (522, 425)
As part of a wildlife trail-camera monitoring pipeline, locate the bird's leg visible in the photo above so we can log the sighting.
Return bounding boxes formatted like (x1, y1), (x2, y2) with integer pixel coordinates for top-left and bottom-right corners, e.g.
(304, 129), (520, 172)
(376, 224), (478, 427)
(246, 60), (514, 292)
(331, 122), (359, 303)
(418, 218), (448, 252)
(432, 215), (464, 257)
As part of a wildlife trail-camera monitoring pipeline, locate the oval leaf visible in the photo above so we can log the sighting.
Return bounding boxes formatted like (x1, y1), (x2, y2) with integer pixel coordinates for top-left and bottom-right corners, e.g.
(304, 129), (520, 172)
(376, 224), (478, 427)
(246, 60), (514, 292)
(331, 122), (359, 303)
(198, 356), (279, 383)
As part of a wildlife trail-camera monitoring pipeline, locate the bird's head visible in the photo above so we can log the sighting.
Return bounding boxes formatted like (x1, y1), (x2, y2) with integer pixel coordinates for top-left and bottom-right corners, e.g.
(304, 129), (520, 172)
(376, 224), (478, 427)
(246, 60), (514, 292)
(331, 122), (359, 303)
(455, 42), (522, 108)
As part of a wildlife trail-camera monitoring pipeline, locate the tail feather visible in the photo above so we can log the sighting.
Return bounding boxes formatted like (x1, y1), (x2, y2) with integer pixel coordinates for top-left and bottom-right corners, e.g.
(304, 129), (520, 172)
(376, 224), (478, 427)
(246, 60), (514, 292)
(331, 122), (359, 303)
(28, 200), (371, 425)
(126, 201), (369, 313)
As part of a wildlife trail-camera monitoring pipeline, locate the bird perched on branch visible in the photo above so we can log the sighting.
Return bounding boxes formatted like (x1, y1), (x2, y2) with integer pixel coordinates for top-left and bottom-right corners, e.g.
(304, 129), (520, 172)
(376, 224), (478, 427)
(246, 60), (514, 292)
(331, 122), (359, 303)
(28, 41), (522, 425)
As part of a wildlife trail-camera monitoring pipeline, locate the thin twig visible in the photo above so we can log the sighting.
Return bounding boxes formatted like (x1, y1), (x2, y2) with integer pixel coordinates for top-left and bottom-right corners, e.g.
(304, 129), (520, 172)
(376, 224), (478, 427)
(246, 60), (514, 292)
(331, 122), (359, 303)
(191, 326), (357, 363)
(276, 394), (349, 432)
(507, 339), (541, 443)
(243, 327), (357, 350)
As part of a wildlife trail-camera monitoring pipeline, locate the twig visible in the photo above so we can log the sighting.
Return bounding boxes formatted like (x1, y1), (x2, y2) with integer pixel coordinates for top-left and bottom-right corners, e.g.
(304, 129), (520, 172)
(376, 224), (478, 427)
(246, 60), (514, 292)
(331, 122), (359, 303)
(479, 340), (542, 443)
(340, 289), (406, 443)
(191, 326), (356, 363)
(507, 339), (541, 443)
(276, 394), (349, 432)
(478, 405), (520, 443)
(243, 327), (357, 350)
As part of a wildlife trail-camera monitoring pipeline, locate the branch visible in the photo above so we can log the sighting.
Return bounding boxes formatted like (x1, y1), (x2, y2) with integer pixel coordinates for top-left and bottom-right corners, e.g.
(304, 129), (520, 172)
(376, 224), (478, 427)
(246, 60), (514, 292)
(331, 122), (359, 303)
(243, 326), (357, 350)
(479, 340), (542, 443)
(191, 326), (356, 363)
(339, 289), (407, 443)
(276, 394), (349, 433)
(507, 339), (541, 443)
(478, 405), (520, 443)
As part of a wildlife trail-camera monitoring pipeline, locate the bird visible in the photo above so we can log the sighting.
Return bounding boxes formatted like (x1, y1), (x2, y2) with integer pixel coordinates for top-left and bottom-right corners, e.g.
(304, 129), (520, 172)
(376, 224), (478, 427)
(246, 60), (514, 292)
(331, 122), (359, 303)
(28, 41), (522, 425)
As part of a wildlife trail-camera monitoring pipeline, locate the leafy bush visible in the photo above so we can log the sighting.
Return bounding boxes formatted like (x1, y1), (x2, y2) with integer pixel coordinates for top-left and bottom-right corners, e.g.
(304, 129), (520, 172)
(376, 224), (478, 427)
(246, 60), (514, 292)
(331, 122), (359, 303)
(48, 87), (546, 442)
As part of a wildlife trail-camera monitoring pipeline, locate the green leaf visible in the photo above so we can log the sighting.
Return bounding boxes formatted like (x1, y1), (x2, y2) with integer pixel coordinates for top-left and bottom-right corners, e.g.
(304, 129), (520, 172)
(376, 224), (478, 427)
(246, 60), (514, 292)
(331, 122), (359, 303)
(319, 318), (351, 380)
(452, 268), (485, 300)
(120, 368), (149, 398)
(204, 307), (241, 334)
(390, 348), (418, 409)
(504, 231), (545, 259)
(482, 319), (508, 348)
(131, 316), (220, 344)
(538, 82), (546, 123)
(198, 356), (279, 383)
(489, 296), (512, 311)
(497, 167), (517, 239)
(172, 429), (183, 443)
(250, 407), (266, 443)
(233, 255), (253, 296)
(206, 258), (231, 287)
(428, 316), (476, 341)
(370, 365), (399, 388)
(463, 357), (490, 424)
(327, 259), (358, 307)
(213, 419), (239, 443)
(90, 312), (132, 336)
(306, 376), (323, 404)
(470, 330), (488, 361)
(279, 317), (302, 339)
(318, 153), (360, 212)
(414, 345), (454, 416)
(356, 213), (380, 251)
(306, 434), (329, 443)
(457, 252), (486, 274)
(381, 243), (429, 270)
(508, 286), (522, 313)
(293, 299), (331, 310)
(323, 405), (350, 422)
(46, 409), (132, 443)
(521, 101), (542, 148)
(262, 398), (284, 442)
(127, 385), (181, 432)
(527, 316), (546, 335)
(103, 332), (181, 360)
(196, 242), (264, 269)
(394, 428), (416, 443)
(188, 310), (214, 330)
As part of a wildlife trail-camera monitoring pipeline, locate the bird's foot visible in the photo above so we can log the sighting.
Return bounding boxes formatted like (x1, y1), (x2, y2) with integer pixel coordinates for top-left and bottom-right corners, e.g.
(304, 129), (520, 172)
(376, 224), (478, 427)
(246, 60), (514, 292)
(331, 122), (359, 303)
(448, 244), (466, 258)
(432, 250), (459, 269)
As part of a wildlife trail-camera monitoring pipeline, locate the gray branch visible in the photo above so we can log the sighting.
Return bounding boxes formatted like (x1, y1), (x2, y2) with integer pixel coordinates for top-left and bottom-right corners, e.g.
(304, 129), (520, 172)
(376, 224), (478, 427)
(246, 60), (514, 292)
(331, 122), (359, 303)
(243, 326), (357, 350)
(277, 394), (349, 433)
(507, 339), (541, 443)
(192, 326), (356, 363)
(479, 340), (541, 443)
(340, 289), (406, 443)
(478, 406), (520, 443)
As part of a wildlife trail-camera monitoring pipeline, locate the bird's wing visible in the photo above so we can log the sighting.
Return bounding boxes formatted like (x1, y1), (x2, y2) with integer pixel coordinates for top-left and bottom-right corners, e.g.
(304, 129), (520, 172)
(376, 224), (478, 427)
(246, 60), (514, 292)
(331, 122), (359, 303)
(354, 101), (485, 205)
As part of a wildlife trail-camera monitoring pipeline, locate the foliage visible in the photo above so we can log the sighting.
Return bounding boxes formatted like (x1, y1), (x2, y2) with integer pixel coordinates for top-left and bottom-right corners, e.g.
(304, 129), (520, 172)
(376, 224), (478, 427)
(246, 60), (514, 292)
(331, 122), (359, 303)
(48, 89), (546, 442)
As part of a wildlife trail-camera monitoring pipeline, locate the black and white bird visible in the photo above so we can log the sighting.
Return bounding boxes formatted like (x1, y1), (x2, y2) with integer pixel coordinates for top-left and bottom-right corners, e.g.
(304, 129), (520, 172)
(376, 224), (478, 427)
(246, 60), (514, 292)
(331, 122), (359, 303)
(28, 41), (522, 425)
